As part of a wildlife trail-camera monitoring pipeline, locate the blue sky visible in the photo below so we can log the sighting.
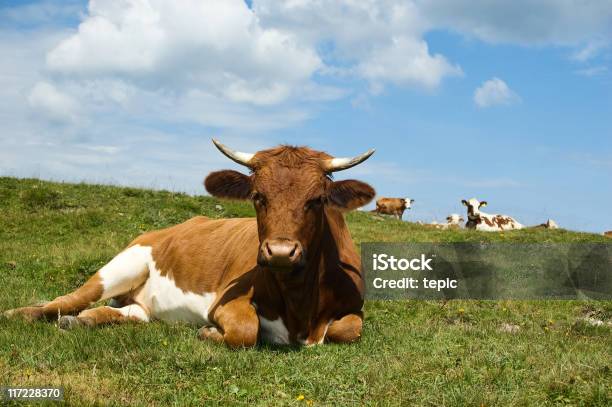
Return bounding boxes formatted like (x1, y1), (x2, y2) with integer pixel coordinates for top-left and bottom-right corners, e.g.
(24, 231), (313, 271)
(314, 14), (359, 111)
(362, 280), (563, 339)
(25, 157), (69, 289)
(0, 0), (611, 232)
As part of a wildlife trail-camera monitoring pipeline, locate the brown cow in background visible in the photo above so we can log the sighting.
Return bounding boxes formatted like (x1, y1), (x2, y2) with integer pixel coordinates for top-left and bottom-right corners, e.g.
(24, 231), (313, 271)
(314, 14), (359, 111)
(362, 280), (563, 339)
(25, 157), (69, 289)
(374, 197), (414, 220)
(5, 140), (376, 348)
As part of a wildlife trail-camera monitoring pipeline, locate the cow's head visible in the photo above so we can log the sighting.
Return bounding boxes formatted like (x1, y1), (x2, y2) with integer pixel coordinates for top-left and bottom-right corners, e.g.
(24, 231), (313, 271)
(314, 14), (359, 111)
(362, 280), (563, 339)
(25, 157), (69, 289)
(461, 198), (487, 219)
(205, 140), (375, 271)
(403, 198), (415, 209)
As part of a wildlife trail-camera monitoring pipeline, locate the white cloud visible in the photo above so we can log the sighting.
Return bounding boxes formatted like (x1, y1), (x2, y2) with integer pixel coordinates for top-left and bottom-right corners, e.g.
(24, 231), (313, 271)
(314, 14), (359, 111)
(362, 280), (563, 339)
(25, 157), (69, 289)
(253, 0), (461, 91)
(357, 36), (462, 89)
(574, 66), (609, 77)
(473, 78), (520, 108)
(571, 41), (608, 62)
(28, 81), (80, 124)
(46, 0), (322, 106)
(417, 0), (612, 46)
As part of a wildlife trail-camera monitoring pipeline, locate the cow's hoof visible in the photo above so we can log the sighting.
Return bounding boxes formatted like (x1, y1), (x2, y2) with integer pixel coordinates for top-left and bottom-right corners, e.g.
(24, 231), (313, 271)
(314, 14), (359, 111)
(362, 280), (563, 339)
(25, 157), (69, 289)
(3, 307), (44, 322)
(58, 315), (83, 330)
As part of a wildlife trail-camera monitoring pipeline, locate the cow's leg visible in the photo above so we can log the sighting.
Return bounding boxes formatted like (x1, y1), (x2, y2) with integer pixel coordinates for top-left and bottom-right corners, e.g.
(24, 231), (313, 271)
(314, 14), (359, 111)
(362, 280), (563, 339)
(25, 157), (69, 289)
(4, 245), (150, 322)
(326, 313), (363, 343)
(58, 304), (149, 329)
(198, 298), (258, 348)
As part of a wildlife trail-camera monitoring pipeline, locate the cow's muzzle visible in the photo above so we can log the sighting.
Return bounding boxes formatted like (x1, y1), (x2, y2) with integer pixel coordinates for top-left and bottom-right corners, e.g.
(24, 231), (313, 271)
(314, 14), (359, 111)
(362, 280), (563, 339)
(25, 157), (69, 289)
(258, 238), (304, 269)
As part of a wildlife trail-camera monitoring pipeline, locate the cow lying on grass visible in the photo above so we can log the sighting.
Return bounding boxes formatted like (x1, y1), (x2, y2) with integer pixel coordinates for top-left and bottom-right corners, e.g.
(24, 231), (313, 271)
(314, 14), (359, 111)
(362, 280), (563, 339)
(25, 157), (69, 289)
(462, 198), (523, 231)
(430, 214), (465, 229)
(374, 197), (414, 220)
(5, 140), (376, 348)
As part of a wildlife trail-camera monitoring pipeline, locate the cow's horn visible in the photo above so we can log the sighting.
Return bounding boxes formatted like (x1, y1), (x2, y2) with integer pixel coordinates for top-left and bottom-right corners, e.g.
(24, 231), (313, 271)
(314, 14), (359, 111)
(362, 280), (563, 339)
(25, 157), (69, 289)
(212, 139), (254, 167)
(324, 148), (375, 172)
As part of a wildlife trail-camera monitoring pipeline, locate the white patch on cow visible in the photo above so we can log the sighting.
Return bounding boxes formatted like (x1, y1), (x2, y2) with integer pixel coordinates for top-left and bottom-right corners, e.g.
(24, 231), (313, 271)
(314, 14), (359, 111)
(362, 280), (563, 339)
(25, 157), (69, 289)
(315, 320), (333, 345)
(98, 245), (151, 299)
(404, 198), (413, 209)
(99, 245), (216, 325)
(135, 261), (216, 325)
(117, 304), (149, 322)
(259, 316), (290, 345)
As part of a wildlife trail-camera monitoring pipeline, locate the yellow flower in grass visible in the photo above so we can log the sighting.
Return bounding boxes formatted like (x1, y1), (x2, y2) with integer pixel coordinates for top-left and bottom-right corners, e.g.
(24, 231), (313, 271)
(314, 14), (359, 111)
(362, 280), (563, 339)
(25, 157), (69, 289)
(296, 394), (305, 401)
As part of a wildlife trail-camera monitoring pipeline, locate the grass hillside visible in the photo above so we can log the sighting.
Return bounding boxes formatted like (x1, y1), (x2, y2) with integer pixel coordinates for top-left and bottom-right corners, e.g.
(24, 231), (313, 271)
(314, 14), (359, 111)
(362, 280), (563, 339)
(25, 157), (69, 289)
(0, 177), (610, 406)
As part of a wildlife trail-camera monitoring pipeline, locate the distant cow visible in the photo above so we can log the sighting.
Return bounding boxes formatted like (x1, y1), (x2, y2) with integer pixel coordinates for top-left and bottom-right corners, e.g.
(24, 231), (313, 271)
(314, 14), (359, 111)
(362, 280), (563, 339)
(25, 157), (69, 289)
(604, 231), (612, 238)
(5, 140), (376, 347)
(445, 214), (464, 228)
(537, 219), (559, 229)
(430, 214), (465, 230)
(461, 198), (523, 231)
(375, 197), (414, 220)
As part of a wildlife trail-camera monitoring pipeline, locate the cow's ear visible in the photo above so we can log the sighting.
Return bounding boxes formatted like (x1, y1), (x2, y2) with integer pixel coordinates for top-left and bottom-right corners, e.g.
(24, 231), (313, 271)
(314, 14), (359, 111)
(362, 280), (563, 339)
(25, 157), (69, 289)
(461, 199), (468, 206)
(204, 170), (252, 200)
(410, 199), (415, 203)
(328, 180), (375, 211)
(479, 201), (488, 208)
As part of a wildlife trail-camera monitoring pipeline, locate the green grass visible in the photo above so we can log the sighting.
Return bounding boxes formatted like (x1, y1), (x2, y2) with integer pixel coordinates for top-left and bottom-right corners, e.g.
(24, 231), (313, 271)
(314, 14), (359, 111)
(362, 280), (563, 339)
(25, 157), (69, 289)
(0, 177), (610, 406)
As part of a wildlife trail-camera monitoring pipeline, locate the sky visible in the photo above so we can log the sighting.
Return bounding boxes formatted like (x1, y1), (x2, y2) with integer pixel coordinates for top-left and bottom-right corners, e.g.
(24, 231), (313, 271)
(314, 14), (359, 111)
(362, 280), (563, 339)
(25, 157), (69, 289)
(0, 0), (611, 232)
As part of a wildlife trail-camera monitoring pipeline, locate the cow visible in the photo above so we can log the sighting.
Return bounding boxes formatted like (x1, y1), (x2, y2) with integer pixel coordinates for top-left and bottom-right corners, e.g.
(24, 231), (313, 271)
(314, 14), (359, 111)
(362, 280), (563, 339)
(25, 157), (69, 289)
(431, 213), (465, 230)
(604, 231), (612, 238)
(461, 198), (523, 231)
(446, 214), (465, 227)
(374, 197), (414, 220)
(537, 219), (559, 229)
(4, 140), (376, 348)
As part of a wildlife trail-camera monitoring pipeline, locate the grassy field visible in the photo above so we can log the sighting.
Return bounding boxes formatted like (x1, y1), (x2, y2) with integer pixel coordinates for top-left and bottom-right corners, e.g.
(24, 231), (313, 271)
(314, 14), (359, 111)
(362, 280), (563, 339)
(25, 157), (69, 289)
(0, 177), (610, 406)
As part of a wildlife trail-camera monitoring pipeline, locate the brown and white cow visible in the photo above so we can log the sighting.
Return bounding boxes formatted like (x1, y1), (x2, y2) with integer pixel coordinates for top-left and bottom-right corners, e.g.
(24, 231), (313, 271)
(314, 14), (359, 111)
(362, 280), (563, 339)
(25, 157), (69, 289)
(604, 231), (612, 238)
(461, 198), (523, 232)
(374, 197), (414, 220)
(5, 140), (376, 348)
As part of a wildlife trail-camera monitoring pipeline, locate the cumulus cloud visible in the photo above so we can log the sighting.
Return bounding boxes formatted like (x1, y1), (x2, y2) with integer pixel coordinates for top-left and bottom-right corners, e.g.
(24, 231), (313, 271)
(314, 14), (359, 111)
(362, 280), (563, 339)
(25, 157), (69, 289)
(473, 78), (520, 108)
(357, 37), (462, 89)
(254, 0), (461, 91)
(46, 0), (322, 106)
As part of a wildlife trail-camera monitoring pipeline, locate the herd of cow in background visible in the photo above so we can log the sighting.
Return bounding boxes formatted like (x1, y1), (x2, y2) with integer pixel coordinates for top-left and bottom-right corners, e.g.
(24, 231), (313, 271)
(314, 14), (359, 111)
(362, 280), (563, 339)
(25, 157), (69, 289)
(368, 196), (561, 232)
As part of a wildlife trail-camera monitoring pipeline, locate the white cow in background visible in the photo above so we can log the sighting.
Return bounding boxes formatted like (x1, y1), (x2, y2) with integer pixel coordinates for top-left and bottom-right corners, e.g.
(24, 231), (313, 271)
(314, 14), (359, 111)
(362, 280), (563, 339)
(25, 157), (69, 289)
(430, 214), (465, 229)
(461, 198), (523, 231)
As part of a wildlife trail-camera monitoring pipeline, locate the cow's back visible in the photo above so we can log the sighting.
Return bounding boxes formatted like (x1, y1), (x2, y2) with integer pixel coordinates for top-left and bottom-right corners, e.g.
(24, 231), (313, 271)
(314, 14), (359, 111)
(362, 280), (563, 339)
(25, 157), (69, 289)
(131, 216), (259, 294)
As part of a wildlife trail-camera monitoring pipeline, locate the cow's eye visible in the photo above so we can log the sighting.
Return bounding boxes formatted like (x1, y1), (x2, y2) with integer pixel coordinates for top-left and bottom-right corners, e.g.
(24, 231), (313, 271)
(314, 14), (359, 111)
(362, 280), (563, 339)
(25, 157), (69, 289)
(305, 197), (324, 211)
(252, 192), (267, 207)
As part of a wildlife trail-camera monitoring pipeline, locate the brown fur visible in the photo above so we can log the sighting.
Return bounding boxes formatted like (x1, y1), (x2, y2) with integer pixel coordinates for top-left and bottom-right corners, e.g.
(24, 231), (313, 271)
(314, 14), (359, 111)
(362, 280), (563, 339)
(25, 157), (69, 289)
(604, 231), (612, 238)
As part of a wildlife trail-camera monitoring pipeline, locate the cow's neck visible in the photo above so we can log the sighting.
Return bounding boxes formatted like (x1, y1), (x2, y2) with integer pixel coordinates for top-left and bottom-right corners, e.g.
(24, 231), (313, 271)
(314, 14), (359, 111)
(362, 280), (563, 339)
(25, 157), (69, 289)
(267, 216), (326, 335)
(267, 208), (351, 338)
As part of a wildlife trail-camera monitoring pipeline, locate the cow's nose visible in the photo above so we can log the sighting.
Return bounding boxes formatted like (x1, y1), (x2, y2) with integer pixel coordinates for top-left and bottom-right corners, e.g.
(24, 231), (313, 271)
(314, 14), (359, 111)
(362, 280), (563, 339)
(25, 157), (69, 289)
(259, 239), (303, 268)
